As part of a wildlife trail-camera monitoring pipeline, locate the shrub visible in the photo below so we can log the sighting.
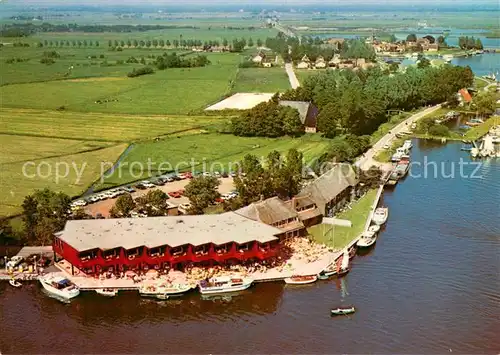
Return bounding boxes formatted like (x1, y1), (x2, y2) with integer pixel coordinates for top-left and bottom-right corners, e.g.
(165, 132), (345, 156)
(429, 124), (450, 137)
(127, 66), (155, 78)
(40, 57), (55, 65)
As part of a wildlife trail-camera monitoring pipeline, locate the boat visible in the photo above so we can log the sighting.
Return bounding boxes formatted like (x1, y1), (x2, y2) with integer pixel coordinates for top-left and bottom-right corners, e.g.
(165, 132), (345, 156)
(357, 230), (377, 248)
(318, 269), (337, 280)
(372, 207), (389, 225)
(9, 279), (22, 288)
(402, 140), (413, 150)
(331, 306), (356, 316)
(471, 148), (479, 158)
(140, 283), (192, 297)
(199, 276), (253, 294)
(348, 244), (357, 259)
(442, 54), (453, 62)
(156, 294), (170, 300)
(336, 249), (350, 277)
(95, 288), (117, 297)
(284, 275), (318, 285)
(39, 274), (80, 300)
(368, 224), (381, 233)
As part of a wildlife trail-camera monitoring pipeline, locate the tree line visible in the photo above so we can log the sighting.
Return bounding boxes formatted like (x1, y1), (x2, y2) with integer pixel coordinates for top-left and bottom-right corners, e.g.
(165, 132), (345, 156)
(155, 52), (210, 69)
(458, 36), (484, 50)
(231, 95), (304, 138)
(39, 39), (100, 48)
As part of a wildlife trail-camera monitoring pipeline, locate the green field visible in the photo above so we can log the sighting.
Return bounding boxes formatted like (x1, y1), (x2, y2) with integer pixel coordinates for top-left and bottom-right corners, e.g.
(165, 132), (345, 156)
(295, 69), (322, 85)
(308, 189), (378, 249)
(232, 67), (291, 93)
(0, 50), (243, 114)
(98, 133), (331, 189)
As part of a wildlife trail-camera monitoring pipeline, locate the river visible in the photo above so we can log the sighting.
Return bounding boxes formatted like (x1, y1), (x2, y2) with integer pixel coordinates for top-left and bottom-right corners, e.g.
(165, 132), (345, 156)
(0, 141), (499, 354)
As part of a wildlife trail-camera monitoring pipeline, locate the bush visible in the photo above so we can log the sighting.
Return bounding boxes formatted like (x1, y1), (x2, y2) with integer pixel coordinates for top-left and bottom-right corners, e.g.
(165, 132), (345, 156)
(429, 124), (450, 137)
(238, 61), (260, 68)
(127, 66), (155, 78)
(43, 50), (60, 58)
(40, 57), (55, 65)
(99, 54), (105, 59)
(116, 59), (124, 65)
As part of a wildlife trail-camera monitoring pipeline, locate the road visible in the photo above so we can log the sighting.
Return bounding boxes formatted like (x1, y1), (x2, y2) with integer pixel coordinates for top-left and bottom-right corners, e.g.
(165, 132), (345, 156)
(285, 63), (300, 89)
(356, 105), (442, 171)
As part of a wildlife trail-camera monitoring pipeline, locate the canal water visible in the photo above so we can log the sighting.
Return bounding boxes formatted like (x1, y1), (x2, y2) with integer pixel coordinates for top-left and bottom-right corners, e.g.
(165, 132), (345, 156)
(0, 141), (499, 354)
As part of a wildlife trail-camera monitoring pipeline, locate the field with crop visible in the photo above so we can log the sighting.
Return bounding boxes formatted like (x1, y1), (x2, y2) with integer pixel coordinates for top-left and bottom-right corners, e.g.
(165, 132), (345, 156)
(98, 133), (331, 189)
(232, 67), (291, 93)
(0, 49), (243, 114)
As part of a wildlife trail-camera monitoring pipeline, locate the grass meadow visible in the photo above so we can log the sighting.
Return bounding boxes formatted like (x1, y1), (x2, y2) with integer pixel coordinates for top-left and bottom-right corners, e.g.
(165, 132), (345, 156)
(232, 67), (291, 93)
(98, 133), (331, 189)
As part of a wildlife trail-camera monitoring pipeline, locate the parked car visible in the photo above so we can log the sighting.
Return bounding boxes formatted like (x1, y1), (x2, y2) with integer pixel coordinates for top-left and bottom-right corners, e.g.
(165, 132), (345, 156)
(141, 181), (156, 188)
(135, 183), (147, 190)
(178, 203), (191, 214)
(71, 199), (86, 207)
(122, 186), (135, 193)
(150, 178), (165, 186)
(168, 191), (182, 198)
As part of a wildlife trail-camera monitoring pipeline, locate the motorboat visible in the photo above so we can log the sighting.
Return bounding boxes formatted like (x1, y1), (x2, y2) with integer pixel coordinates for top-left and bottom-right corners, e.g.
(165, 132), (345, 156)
(198, 276), (253, 294)
(402, 140), (413, 150)
(95, 288), (118, 297)
(331, 306), (356, 316)
(318, 269), (337, 280)
(39, 274), (80, 300)
(9, 279), (22, 288)
(471, 148), (479, 158)
(156, 294), (170, 300)
(372, 207), (389, 225)
(368, 224), (381, 233)
(357, 231), (377, 248)
(284, 275), (318, 285)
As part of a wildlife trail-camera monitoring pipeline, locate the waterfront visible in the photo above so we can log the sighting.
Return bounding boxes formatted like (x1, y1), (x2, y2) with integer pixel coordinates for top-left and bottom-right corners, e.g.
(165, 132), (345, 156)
(1, 141), (499, 354)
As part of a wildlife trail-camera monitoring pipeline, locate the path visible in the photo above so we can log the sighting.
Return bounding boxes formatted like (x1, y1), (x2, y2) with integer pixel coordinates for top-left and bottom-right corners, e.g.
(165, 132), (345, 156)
(285, 63), (300, 89)
(356, 104), (442, 170)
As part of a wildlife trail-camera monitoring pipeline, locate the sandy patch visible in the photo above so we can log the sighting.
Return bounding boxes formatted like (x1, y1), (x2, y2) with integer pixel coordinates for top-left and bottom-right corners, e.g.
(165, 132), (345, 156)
(205, 93), (275, 111)
(64, 77), (127, 83)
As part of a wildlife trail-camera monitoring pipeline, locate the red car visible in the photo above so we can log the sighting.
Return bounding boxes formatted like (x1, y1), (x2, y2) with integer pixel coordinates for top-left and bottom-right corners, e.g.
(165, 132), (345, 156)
(168, 191), (181, 198)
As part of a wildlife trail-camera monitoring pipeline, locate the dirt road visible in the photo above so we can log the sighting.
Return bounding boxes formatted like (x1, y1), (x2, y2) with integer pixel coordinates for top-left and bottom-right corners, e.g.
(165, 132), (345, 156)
(285, 63), (300, 89)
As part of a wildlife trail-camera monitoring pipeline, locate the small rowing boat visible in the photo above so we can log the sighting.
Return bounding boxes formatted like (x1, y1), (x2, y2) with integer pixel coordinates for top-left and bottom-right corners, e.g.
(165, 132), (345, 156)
(9, 279), (22, 288)
(331, 306), (356, 316)
(284, 275), (317, 285)
(95, 288), (117, 297)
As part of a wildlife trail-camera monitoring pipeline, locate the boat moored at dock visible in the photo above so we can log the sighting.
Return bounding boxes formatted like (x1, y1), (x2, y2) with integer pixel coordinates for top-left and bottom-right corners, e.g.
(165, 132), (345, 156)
(284, 275), (318, 285)
(372, 207), (389, 225)
(357, 231), (377, 248)
(199, 276), (253, 294)
(39, 274), (80, 300)
(140, 283), (193, 298)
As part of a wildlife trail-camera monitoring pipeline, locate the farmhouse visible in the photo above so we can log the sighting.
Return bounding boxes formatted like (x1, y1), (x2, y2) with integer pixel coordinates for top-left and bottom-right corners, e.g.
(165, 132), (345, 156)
(315, 55), (327, 69)
(53, 212), (283, 275)
(279, 100), (319, 133)
(284, 196), (323, 227)
(296, 164), (358, 217)
(235, 197), (306, 239)
(458, 88), (473, 105)
(252, 52), (265, 63)
(296, 54), (311, 69)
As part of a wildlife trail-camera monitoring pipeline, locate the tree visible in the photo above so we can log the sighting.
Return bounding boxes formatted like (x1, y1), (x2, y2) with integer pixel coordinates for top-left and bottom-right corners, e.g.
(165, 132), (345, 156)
(417, 57), (431, 69)
(108, 39), (112, 47)
(248, 37), (254, 47)
(184, 176), (220, 214)
(70, 209), (94, 220)
(120, 40), (125, 47)
(389, 34), (397, 43)
(474, 92), (496, 117)
(133, 39), (138, 47)
(152, 39), (158, 47)
(282, 148), (303, 198)
(406, 33), (417, 42)
(475, 38), (483, 50)
(233, 154), (267, 205)
(423, 35), (435, 44)
(256, 38), (263, 47)
(22, 189), (71, 245)
(135, 190), (169, 216)
(429, 124), (450, 137)
(359, 166), (383, 189)
(110, 193), (136, 217)
(166, 39), (171, 47)
(127, 39), (132, 47)
(281, 106), (304, 137)
(159, 39), (165, 47)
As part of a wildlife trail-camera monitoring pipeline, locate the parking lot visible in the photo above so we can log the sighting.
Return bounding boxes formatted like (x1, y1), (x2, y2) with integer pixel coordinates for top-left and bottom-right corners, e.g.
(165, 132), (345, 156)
(83, 177), (236, 218)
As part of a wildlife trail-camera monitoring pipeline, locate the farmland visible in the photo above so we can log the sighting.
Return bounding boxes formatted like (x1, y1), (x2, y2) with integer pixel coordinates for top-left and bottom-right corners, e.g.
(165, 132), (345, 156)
(98, 133), (331, 189)
(232, 67), (291, 93)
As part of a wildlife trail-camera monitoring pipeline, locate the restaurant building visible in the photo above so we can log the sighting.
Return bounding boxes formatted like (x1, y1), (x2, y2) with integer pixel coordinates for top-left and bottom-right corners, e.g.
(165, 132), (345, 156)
(53, 212), (282, 275)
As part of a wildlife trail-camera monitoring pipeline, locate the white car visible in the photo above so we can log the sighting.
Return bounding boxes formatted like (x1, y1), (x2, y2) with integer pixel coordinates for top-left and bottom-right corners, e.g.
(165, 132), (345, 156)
(6, 256), (24, 268)
(178, 203), (191, 214)
(71, 199), (86, 207)
(383, 144), (390, 149)
(141, 181), (156, 188)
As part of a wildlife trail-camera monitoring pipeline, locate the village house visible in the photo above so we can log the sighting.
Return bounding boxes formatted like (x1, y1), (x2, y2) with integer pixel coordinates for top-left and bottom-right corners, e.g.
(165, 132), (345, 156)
(279, 100), (319, 133)
(427, 43), (439, 52)
(284, 196), (323, 227)
(235, 197), (306, 239)
(328, 54), (342, 68)
(295, 164), (358, 217)
(296, 54), (311, 69)
(315, 55), (327, 69)
(458, 88), (472, 106)
(252, 52), (265, 64)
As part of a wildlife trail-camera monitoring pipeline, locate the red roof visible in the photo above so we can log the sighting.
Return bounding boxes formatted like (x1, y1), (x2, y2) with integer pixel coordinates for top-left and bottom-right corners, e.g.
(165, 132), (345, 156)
(459, 88), (472, 103)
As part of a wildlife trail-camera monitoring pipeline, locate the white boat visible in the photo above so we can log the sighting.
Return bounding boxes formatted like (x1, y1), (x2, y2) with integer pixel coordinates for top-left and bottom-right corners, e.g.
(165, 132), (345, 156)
(471, 147), (479, 158)
(39, 274), (80, 300)
(9, 279), (22, 288)
(284, 275), (318, 285)
(95, 288), (117, 297)
(139, 283), (192, 297)
(402, 140), (413, 150)
(368, 224), (381, 233)
(198, 276), (253, 294)
(372, 207), (389, 225)
(337, 249), (350, 276)
(442, 54), (453, 62)
(357, 231), (377, 248)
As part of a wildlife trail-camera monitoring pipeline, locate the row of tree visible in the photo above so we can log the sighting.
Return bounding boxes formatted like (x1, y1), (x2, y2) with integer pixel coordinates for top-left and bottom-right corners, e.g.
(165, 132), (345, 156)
(458, 36), (484, 50)
(231, 95), (304, 137)
(281, 64), (474, 137)
(155, 52), (210, 70)
(40, 39), (100, 48)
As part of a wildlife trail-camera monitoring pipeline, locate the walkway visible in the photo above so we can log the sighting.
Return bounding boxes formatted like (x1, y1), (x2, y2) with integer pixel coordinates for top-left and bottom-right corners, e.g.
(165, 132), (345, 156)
(356, 104), (442, 170)
(285, 63), (300, 89)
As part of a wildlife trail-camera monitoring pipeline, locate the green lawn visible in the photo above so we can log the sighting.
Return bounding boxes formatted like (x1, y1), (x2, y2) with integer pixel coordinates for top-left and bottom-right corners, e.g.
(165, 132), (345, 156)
(0, 144), (128, 216)
(232, 67), (291, 93)
(308, 189), (378, 249)
(463, 116), (500, 140)
(98, 133), (331, 189)
(0, 108), (227, 142)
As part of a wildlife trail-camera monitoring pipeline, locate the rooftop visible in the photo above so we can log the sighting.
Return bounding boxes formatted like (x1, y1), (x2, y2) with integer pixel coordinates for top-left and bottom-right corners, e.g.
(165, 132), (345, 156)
(235, 196), (299, 225)
(58, 212), (281, 252)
